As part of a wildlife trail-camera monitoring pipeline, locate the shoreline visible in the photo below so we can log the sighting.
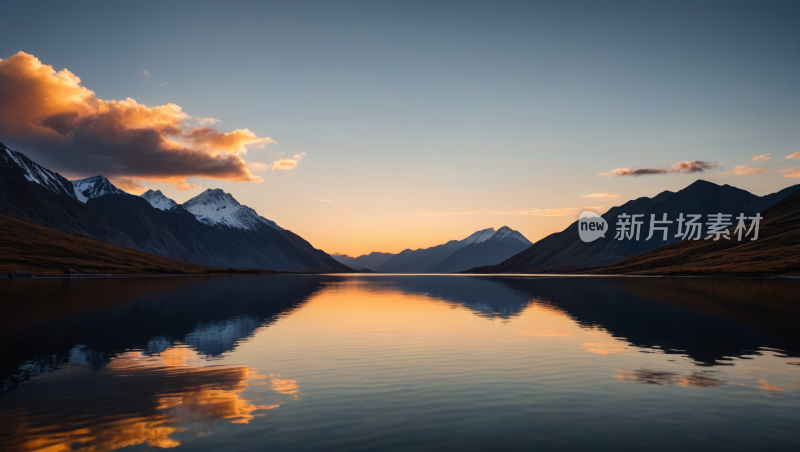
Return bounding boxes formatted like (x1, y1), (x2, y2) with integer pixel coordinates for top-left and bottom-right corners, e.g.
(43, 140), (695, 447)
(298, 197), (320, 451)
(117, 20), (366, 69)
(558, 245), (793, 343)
(5, 271), (798, 280)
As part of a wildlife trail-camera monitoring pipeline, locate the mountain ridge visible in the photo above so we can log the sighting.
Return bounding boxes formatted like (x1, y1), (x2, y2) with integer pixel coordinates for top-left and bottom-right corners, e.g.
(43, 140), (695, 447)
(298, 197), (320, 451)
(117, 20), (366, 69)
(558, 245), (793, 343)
(374, 226), (532, 273)
(586, 188), (800, 276)
(331, 251), (397, 270)
(468, 179), (800, 274)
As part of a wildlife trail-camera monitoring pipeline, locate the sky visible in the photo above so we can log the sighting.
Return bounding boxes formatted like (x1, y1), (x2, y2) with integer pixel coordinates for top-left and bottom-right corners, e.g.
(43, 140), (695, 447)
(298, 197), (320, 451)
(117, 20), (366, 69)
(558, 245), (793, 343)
(1, 0), (799, 256)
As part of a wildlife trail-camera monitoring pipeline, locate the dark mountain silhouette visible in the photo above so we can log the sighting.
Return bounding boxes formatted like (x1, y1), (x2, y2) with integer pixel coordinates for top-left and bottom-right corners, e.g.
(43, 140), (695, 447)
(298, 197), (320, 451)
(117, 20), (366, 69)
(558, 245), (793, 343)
(589, 187), (800, 276)
(426, 226), (533, 273)
(469, 180), (800, 274)
(0, 213), (272, 275)
(331, 251), (396, 270)
(87, 193), (350, 271)
(0, 143), (136, 247)
(375, 226), (531, 273)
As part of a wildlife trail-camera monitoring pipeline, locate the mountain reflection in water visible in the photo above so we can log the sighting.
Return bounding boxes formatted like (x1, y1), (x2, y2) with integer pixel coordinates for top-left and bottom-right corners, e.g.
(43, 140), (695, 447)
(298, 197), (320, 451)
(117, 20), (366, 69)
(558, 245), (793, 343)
(1, 275), (799, 451)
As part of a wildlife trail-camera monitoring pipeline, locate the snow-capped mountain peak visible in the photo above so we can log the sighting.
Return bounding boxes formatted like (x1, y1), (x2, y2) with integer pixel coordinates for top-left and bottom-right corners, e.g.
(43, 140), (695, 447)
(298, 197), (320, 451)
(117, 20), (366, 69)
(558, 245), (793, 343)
(461, 227), (496, 245)
(71, 176), (126, 203)
(1, 142), (76, 199)
(492, 226), (532, 245)
(182, 188), (281, 230)
(140, 189), (177, 211)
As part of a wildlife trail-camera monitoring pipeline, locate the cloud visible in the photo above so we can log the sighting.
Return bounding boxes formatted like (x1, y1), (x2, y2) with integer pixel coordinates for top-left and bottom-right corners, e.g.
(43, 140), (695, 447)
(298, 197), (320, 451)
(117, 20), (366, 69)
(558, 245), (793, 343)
(412, 210), (483, 217)
(109, 177), (147, 194)
(160, 81), (167, 87)
(787, 151), (800, 159)
(293, 152), (307, 160)
(272, 158), (298, 170)
(168, 179), (203, 191)
(184, 127), (274, 154)
(598, 161), (721, 177)
(316, 198), (355, 204)
(497, 206), (604, 216)
(580, 193), (621, 198)
(247, 162), (270, 172)
(138, 70), (150, 76)
(752, 154), (771, 162)
(723, 165), (770, 176)
(0, 51), (276, 190)
(780, 167), (800, 178)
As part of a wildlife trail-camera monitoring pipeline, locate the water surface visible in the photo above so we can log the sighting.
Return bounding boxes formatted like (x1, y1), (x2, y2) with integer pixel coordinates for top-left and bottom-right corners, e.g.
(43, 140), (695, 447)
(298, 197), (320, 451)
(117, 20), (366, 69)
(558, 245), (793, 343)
(1, 275), (799, 451)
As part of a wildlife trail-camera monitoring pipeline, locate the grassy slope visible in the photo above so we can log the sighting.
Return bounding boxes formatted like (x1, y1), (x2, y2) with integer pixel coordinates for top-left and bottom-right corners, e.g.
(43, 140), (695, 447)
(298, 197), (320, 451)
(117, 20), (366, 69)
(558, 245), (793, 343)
(0, 213), (273, 275)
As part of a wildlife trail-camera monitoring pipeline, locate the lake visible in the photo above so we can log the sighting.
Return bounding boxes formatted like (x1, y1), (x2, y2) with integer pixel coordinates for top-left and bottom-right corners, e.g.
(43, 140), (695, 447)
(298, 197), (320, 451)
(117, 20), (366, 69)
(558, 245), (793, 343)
(1, 275), (799, 451)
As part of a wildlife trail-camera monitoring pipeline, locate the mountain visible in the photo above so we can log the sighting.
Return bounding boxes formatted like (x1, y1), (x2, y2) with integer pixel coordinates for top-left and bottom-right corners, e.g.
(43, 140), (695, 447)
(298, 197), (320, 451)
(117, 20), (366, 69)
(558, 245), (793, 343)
(0, 142), (135, 247)
(331, 251), (396, 270)
(72, 176), (126, 202)
(427, 226), (533, 273)
(0, 213), (271, 275)
(373, 226), (531, 273)
(469, 180), (800, 274)
(0, 143), (350, 272)
(140, 189), (177, 211)
(183, 188), (280, 230)
(84, 185), (351, 272)
(587, 188), (800, 276)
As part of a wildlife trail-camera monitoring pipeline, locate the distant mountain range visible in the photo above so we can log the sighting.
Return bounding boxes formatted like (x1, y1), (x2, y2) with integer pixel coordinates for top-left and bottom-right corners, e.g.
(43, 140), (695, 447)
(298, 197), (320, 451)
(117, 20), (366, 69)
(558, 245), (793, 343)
(331, 252), (396, 271)
(372, 226), (532, 273)
(470, 179), (800, 274)
(0, 142), (350, 272)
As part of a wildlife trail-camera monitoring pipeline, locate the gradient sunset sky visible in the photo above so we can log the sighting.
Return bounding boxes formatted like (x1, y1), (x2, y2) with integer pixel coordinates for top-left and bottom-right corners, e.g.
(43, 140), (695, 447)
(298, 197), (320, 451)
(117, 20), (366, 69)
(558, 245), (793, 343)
(2, 0), (799, 256)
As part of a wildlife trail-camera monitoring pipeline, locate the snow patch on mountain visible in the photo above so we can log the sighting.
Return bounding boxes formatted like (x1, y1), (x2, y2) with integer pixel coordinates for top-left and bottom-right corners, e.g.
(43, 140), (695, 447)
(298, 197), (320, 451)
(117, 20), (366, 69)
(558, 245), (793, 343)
(1, 142), (76, 198)
(492, 226), (532, 245)
(71, 176), (126, 203)
(459, 226), (531, 246)
(461, 227), (497, 245)
(182, 188), (280, 230)
(140, 189), (178, 211)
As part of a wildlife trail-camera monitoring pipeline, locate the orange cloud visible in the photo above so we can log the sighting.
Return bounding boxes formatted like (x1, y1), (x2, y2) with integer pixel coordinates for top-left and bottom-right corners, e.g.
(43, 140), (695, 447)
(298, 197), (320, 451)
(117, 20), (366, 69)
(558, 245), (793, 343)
(109, 177), (147, 194)
(184, 127), (275, 155)
(780, 167), (800, 178)
(752, 154), (771, 162)
(580, 193), (621, 198)
(247, 162), (271, 172)
(787, 151), (800, 159)
(724, 165), (770, 176)
(0, 51), (272, 190)
(272, 158), (299, 170)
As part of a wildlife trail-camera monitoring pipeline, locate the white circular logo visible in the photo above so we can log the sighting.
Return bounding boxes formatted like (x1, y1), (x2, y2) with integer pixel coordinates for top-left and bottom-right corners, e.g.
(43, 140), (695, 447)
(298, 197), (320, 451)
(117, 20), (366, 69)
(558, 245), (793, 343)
(578, 211), (608, 243)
